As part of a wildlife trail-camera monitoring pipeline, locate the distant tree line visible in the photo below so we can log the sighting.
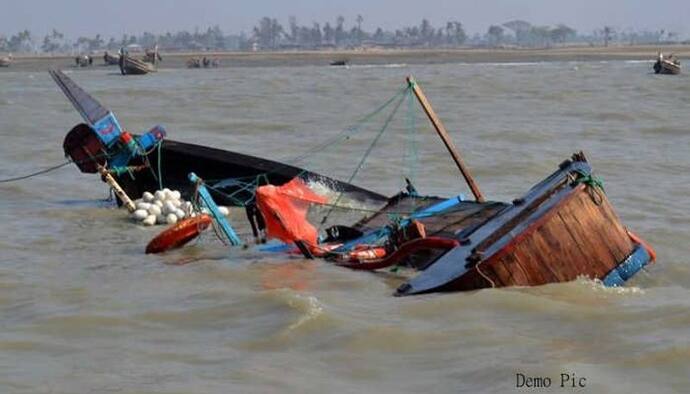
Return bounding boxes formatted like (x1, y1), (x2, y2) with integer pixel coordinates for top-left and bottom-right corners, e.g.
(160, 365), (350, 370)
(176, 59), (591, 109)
(0, 16), (686, 54)
(250, 16), (468, 50)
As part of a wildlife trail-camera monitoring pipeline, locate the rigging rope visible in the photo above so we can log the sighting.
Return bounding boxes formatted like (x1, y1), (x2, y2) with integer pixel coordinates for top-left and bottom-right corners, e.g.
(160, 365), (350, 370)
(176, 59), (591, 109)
(0, 160), (73, 183)
(319, 87), (410, 227)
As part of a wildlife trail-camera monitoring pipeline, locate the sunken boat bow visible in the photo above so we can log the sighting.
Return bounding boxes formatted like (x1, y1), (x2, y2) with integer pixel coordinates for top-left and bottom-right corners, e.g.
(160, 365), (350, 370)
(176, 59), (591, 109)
(396, 152), (654, 296)
(115, 138), (387, 207)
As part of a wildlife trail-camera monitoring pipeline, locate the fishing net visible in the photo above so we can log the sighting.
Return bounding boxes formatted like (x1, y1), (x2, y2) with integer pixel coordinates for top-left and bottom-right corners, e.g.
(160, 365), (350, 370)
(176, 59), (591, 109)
(255, 178), (328, 245)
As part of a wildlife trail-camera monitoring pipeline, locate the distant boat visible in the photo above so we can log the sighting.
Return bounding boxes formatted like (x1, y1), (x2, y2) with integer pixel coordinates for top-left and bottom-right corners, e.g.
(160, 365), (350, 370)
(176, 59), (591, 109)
(119, 45), (159, 75)
(0, 53), (12, 67)
(187, 56), (220, 68)
(653, 52), (680, 75)
(330, 59), (350, 66)
(75, 55), (93, 67)
(103, 51), (120, 66)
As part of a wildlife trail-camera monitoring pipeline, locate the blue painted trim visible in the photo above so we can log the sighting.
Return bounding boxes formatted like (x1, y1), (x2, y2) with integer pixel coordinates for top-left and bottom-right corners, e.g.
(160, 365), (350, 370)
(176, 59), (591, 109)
(92, 112), (123, 147)
(602, 244), (651, 287)
(188, 172), (243, 246)
(257, 240), (293, 253)
(332, 194), (465, 253)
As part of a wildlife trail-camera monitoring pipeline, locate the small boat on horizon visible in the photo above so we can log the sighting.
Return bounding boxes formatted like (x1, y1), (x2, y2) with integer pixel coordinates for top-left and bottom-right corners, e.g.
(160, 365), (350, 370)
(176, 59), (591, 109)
(0, 53), (12, 67)
(103, 50), (120, 66)
(75, 55), (93, 67)
(119, 45), (159, 75)
(653, 52), (680, 75)
(330, 59), (350, 67)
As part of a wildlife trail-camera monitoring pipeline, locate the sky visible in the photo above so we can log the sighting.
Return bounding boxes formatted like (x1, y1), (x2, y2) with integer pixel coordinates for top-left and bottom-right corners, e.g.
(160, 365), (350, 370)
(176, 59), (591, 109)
(1, 0), (689, 39)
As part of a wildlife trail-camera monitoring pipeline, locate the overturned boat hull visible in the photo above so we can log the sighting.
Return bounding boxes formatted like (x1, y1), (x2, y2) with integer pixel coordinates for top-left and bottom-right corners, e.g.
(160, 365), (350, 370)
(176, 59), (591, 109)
(395, 153), (653, 295)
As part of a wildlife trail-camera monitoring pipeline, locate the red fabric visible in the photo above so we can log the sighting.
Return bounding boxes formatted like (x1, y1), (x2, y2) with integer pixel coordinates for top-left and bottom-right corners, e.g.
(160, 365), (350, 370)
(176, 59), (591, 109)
(256, 178), (328, 245)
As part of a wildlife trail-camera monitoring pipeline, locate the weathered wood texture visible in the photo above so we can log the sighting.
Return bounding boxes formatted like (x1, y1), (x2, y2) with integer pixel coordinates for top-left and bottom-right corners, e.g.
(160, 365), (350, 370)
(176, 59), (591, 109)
(452, 184), (634, 291)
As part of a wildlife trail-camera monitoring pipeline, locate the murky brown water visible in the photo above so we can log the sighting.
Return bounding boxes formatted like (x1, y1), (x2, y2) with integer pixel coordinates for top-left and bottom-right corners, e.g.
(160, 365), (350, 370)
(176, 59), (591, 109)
(1, 60), (689, 393)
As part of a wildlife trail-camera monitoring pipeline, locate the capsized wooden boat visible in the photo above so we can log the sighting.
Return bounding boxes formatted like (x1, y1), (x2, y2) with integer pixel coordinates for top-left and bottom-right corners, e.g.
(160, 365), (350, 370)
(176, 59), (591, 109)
(50, 69), (387, 209)
(653, 53), (680, 75)
(393, 152), (654, 295)
(256, 77), (655, 295)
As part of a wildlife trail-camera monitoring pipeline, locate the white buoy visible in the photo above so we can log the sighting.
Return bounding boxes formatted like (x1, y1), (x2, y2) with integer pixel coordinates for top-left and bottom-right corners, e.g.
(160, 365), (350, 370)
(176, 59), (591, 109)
(163, 201), (177, 215)
(166, 213), (178, 224)
(154, 200), (164, 208)
(142, 192), (154, 202)
(132, 209), (148, 221)
(154, 190), (165, 201)
(136, 202), (152, 211)
(171, 190), (181, 200)
(218, 206), (230, 216)
(142, 215), (156, 226)
(174, 208), (186, 220)
(148, 205), (162, 216)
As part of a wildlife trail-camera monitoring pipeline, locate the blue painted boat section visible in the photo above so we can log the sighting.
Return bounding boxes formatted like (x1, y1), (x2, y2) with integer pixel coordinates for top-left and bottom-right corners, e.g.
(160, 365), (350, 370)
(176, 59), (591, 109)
(92, 112), (123, 147)
(409, 194), (465, 219)
(602, 244), (651, 287)
(331, 194), (465, 253)
(257, 240), (293, 253)
(188, 172), (243, 246)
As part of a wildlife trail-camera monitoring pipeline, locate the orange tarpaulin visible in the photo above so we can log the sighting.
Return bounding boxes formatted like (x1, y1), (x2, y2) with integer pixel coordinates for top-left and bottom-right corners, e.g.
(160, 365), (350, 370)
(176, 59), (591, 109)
(255, 178), (328, 246)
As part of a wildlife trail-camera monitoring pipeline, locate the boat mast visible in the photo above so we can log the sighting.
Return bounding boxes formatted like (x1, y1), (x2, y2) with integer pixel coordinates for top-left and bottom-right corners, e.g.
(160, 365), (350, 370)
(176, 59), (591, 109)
(406, 76), (485, 202)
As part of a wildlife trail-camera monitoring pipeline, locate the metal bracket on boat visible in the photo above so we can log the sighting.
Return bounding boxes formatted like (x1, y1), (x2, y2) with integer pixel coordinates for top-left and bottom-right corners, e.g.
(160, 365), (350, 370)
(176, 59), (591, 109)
(188, 172), (242, 246)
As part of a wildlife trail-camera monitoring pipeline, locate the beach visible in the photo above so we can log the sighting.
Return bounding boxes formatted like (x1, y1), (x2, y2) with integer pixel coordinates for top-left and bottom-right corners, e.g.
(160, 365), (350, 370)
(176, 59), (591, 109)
(4, 44), (690, 71)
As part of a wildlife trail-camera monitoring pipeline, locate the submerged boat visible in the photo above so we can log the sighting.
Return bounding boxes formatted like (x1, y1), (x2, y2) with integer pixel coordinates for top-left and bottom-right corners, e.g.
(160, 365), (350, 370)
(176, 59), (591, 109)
(247, 77), (656, 295)
(330, 59), (350, 67)
(50, 69), (386, 209)
(653, 52), (681, 75)
(51, 69), (655, 295)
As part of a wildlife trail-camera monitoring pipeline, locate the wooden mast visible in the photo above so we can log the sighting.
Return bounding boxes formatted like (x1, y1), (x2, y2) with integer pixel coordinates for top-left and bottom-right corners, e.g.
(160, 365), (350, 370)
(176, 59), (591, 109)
(407, 76), (485, 202)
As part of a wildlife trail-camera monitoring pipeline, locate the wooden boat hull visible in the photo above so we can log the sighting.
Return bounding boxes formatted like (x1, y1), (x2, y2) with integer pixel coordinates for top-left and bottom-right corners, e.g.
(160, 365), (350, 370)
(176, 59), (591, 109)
(654, 60), (680, 75)
(119, 55), (156, 75)
(103, 52), (120, 66)
(396, 153), (652, 295)
(113, 138), (388, 208)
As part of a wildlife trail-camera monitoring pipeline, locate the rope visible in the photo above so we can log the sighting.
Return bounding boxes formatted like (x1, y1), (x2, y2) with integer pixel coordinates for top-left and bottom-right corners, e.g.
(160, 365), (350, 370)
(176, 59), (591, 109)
(320, 88), (410, 227)
(0, 160), (74, 183)
(283, 86), (409, 166)
(572, 169), (605, 205)
(403, 87), (419, 187)
(156, 141), (163, 190)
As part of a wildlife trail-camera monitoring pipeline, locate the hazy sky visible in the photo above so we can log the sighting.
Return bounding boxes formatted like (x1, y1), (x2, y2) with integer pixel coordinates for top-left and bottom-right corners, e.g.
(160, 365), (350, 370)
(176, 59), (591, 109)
(1, 0), (689, 39)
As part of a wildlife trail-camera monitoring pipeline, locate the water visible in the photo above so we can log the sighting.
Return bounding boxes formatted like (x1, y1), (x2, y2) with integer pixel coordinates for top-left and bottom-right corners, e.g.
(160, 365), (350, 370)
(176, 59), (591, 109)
(1, 61), (689, 393)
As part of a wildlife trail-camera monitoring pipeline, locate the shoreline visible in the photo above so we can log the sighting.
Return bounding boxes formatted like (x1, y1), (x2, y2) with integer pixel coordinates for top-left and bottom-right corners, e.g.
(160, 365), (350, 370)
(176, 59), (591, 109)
(3, 44), (687, 71)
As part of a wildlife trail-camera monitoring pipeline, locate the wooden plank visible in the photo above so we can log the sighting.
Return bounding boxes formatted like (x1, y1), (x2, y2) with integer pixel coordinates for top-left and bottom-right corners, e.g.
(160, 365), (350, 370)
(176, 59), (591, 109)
(407, 76), (485, 202)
